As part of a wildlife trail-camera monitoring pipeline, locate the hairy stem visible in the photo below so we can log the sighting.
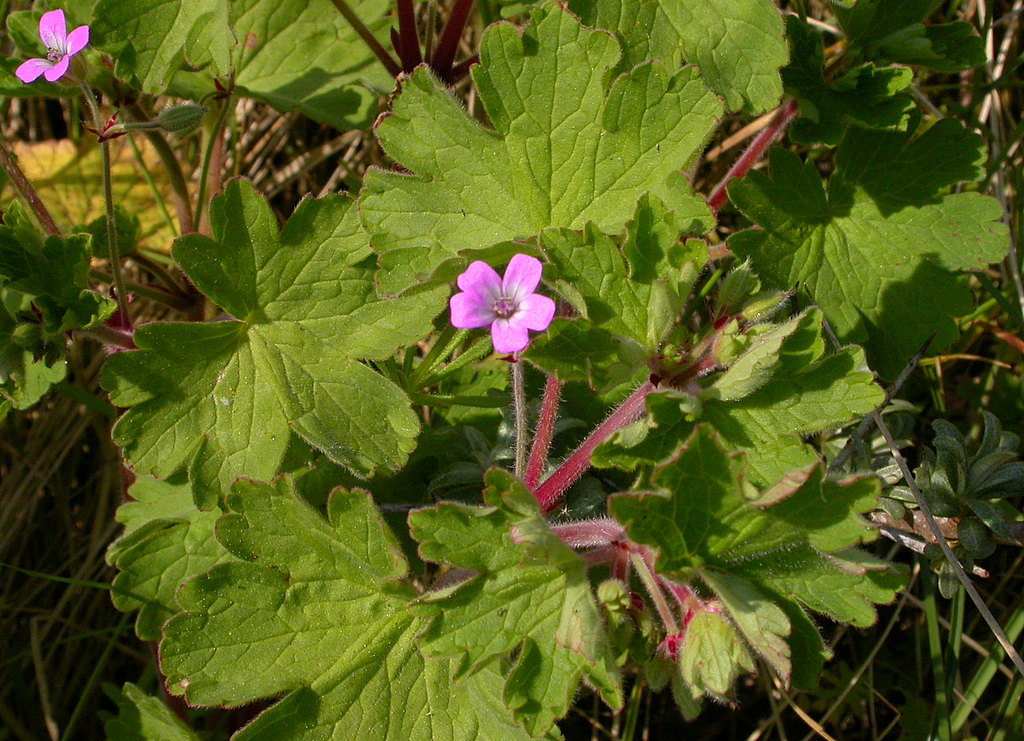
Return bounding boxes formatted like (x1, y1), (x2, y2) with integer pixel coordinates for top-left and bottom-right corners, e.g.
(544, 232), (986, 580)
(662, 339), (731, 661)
(534, 380), (655, 513)
(80, 84), (131, 326)
(512, 357), (527, 478)
(193, 96), (233, 236)
(448, 54), (480, 83)
(630, 549), (678, 635)
(76, 324), (136, 351)
(329, 0), (402, 77)
(524, 374), (561, 490)
(395, 0), (423, 70)
(706, 98), (799, 215)
(87, 268), (191, 312)
(549, 517), (625, 549)
(431, 0), (475, 81)
(0, 140), (60, 237)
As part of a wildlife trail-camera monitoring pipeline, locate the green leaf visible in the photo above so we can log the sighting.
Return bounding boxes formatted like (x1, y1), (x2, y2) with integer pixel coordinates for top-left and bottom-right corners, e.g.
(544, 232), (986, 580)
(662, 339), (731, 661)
(541, 195), (702, 349)
(526, 195), (704, 390)
(91, 0), (230, 91)
(91, 0), (391, 129)
(160, 477), (531, 740)
(609, 426), (900, 687)
(0, 204), (115, 334)
(106, 476), (234, 640)
(700, 570), (792, 680)
(678, 608), (754, 700)
(836, 0), (986, 72)
(409, 469), (621, 735)
(728, 120), (1008, 378)
(782, 16), (915, 146)
(707, 312), (806, 402)
(568, 0), (788, 113)
(524, 319), (632, 389)
(103, 181), (446, 508)
(0, 288), (67, 412)
(595, 309), (884, 486)
(360, 2), (722, 296)
(104, 683), (201, 741)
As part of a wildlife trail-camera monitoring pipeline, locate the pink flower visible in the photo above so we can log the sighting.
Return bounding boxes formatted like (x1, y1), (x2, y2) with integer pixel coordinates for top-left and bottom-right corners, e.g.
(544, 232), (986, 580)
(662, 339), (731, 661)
(15, 10), (89, 84)
(450, 254), (556, 354)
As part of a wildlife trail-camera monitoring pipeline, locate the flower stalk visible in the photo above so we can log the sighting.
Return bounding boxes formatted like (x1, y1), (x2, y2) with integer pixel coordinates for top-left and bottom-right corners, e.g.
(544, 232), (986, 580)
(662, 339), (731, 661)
(512, 356), (527, 478)
(524, 374), (561, 490)
(80, 82), (131, 327)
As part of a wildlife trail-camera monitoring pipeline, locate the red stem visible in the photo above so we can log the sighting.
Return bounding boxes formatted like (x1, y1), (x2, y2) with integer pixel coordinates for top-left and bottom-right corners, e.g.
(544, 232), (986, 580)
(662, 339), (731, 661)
(431, 0), (474, 81)
(395, 0), (423, 71)
(78, 324), (136, 351)
(390, 27), (403, 66)
(449, 54), (479, 83)
(328, 0), (402, 78)
(549, 517), (625, 549)
(534, 380), (656, 514)
(0, 144), (60, 236)
(706, 98), (800, 215)
(524, 374), (562, 490)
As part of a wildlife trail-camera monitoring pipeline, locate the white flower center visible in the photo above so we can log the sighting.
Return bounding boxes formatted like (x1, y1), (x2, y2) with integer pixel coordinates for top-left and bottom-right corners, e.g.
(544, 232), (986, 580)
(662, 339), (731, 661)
(493, 296), (517, 319)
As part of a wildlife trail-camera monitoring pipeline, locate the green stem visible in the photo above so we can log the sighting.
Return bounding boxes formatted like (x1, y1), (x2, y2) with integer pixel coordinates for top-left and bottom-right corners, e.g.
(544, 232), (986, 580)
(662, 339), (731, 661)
(416, 336), (492, 388)
(950, 601), (1024, 734)
(630, 549), (678, 634)
(59, 612), (133, 741)
(512, 356), (527, 478)
(408, 326), (465, 389)
(87, 267), (191, 311)
(620, 673), (645, 741)
(80, 83), (131, 326)
(125, 103), (194, 234)
(125, 130), (178, 238)
(194, 96), (233, 235)
(924, 573), (952, 741)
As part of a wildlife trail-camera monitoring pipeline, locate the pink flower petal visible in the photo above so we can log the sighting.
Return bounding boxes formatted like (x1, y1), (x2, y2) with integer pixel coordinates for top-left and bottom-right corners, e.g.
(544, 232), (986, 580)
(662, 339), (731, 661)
(65, 25), (90, 56)
(38, 10), (67, 51)
(43, 55), (70, 82)
(449, 292), (495, 329)
(516, 293), (556, 331)
(491, 318), (530, 354)
(501, 254), (543, 302)
(15, 58), (52, 83)
(456, 260), (502, 301)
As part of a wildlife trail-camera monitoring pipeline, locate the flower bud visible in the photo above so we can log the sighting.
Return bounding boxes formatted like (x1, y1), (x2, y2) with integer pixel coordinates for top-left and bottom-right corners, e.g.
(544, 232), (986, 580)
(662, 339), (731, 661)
(155, 105), (206, 135)
(714, 259), (760, 315)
